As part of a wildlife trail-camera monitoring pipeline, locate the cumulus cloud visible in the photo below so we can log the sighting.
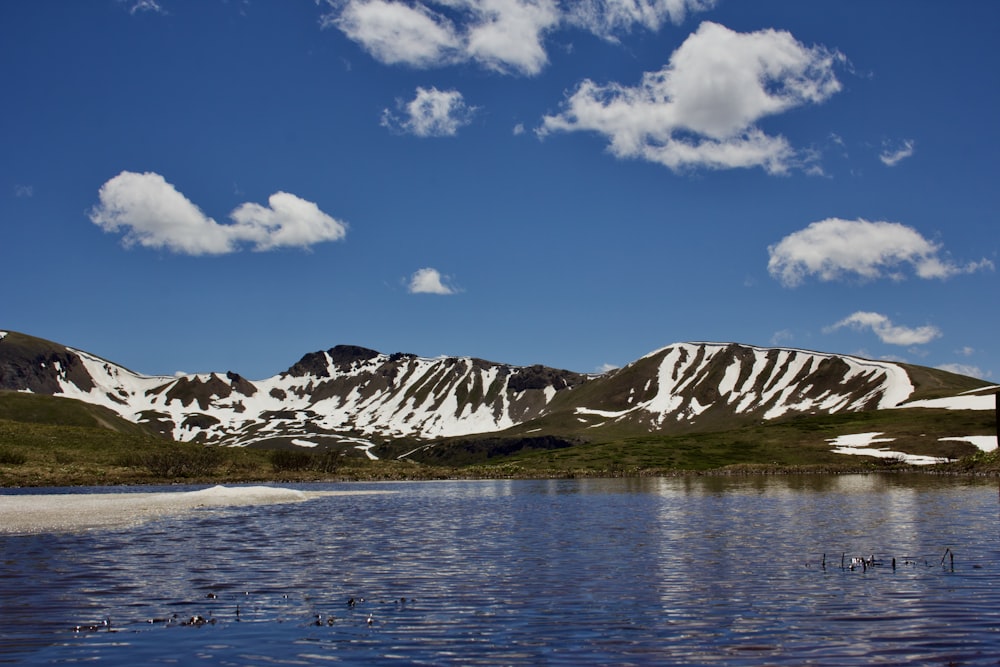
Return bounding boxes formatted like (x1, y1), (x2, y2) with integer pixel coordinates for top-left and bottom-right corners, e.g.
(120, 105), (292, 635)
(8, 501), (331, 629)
(89, 171), (347, 255)
(879, 138), (915, 166)
(767, 218), (994, 287)
(228, 192), (349, 251)
(329, 1), (462, 68)
(322, 0), (714, 76)
(826, 311), (941, 346)
(382, 87), (477, 136)
(408, 267), (460, 294)
(539, 21), (843, 173)
(325, 0), (558, 75)
(464, 0), (561, 75)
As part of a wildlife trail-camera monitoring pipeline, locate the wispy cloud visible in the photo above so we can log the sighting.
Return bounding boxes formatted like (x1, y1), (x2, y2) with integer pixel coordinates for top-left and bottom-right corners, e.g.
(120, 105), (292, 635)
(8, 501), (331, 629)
(538, 22), (844, 174)
(407, 267), (460, 294)
(382, 87), (477, 137)
(566, 0), (717, 38)
(770, 329), (794, 346)
(937, 363), (989, 380)
(879, 138), (915, 166)
(825, 311), (941, 346)
(122, 0), (165, 15)
(321, 0), (715, 76)
(768, 218), (994, 287)
(89, 171), (347, 255)
(13, 184), (33, 198)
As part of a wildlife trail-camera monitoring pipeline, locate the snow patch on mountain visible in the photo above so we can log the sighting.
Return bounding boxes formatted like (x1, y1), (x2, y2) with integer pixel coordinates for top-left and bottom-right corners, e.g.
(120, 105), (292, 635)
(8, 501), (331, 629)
(601, 343), (915, 429)
(3, 333), (990, 453)
(827, 432), (948, 466)
(939, 435), (997, 452)
(899, 394), (995, 410)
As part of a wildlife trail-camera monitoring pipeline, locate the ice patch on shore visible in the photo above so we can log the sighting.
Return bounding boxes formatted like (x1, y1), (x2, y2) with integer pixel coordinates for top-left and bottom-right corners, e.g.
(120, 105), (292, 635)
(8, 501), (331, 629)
(0, 485), (387, 535)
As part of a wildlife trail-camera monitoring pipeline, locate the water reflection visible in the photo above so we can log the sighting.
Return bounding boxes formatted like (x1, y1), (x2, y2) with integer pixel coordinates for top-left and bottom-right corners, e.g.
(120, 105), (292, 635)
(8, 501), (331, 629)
(2, 475), (999, 665)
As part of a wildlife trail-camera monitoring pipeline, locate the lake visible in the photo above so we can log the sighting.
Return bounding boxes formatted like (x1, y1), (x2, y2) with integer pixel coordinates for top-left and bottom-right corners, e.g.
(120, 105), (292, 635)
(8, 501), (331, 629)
(2, 475), (999, 665)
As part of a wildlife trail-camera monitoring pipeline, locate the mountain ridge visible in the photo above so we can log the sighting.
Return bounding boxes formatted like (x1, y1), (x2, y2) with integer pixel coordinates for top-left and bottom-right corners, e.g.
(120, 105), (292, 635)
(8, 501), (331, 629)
(0, 330), (993, 464)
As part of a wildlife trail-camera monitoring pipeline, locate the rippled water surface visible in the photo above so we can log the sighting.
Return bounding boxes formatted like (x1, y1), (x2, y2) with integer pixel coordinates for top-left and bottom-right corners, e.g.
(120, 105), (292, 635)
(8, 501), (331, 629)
(2, 475), (1000, 665)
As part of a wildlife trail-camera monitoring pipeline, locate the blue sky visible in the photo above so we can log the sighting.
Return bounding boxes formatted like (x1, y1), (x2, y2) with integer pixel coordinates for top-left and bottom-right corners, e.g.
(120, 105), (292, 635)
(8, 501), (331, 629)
(2, 1), (997, 381)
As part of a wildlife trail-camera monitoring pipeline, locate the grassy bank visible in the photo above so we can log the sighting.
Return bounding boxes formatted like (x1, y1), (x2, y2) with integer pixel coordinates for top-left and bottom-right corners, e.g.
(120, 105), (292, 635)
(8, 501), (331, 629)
(2, 415), (997, 488)
(0, 418), (478, 487)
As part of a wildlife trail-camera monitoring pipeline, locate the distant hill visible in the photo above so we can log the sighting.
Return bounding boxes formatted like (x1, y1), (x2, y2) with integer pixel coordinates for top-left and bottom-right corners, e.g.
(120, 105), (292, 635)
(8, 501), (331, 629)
(0, 329), (994, 466)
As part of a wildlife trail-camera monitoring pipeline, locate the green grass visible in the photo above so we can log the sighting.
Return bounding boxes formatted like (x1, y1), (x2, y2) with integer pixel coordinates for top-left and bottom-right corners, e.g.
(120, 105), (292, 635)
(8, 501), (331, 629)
(0, 418), (256, 486)
(0, 390), (157, 435)
(0, 388), (995, 486)
(436, 407), (996, 474)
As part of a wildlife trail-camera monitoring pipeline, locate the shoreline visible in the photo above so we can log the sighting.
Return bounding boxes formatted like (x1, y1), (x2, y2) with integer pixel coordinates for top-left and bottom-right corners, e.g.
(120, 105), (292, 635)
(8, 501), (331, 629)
(0, 485), (390, 535)
(3, 463), (997, 490)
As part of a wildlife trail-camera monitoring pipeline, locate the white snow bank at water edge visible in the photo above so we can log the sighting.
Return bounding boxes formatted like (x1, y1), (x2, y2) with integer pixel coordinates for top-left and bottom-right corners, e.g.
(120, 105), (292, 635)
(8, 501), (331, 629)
(827, 432), (948, 466)
(0, 486), (390, 535)
(940, 435), (998, 452)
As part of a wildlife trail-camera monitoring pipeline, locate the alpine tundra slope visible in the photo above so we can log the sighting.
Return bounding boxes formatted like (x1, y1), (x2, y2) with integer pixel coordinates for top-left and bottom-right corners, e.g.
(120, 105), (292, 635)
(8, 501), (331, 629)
(0, 330), (995, 465)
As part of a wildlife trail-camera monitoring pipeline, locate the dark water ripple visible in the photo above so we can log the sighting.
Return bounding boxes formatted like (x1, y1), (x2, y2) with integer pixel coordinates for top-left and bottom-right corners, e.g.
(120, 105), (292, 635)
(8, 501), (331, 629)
(2, 475), (1000, 665)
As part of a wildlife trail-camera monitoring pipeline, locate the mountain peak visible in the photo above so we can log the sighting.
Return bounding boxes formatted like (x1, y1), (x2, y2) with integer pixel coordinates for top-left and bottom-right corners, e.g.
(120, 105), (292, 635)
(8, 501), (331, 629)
(284, 345), (382, 378)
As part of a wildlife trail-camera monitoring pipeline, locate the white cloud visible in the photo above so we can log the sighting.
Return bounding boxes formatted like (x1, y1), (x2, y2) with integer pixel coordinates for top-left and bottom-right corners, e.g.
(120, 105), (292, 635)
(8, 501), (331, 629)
(956, 346), (975, 357)
(937, 363), (989, 380)
(382, 87), (476, 136)
(327, 1), (462, 68)
(596, 362), (619, 374)
(464, 0), (560, 75)
(122, 0), (165, 15)
(565, 0), (716, 37)
(13, 184), (33, 198)
(767, 218), (994, 287)
(408, 267), (460, 294)
(325, 0), (558, 75)
(229, 192), (349, 251)
(770, 329), (794, 346)
(826, 311), (941, 346)
(879, 138), (915, 166)
(322, 0), (713, 76)
(89, 171), (347, 255)
(539, 21), (843, 173)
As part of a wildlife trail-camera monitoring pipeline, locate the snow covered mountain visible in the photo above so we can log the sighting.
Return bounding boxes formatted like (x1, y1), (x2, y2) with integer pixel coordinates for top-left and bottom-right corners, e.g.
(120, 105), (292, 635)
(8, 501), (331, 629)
(0, 330), (991, 455)
(564, 342), (915, 432)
